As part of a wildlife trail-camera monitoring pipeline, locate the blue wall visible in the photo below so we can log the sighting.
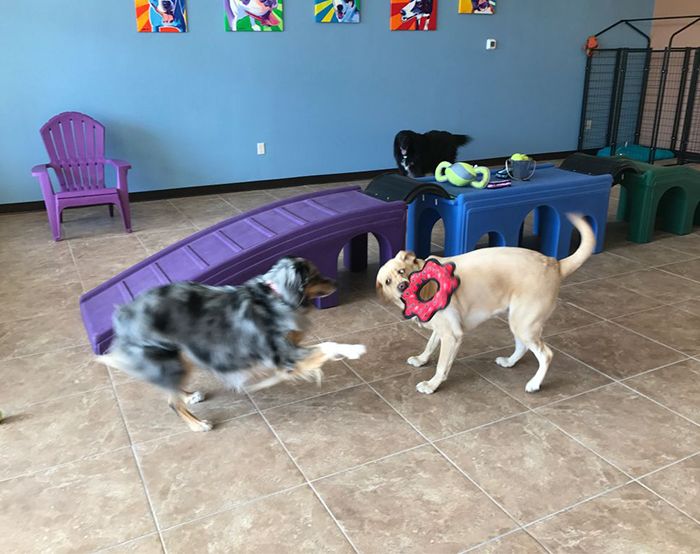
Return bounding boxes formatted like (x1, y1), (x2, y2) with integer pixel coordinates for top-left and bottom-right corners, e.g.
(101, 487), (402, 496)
(0, 0), (654, 204)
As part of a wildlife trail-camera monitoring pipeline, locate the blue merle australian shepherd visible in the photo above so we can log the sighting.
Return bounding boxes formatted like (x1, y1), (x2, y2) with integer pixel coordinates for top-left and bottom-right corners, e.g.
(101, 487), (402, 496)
(97, 257), (366, 432)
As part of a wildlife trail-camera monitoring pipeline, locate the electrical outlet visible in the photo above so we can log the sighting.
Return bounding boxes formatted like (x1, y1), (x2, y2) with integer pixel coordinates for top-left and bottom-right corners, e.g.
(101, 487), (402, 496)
(585, 119), (592, 130)
(486, 38), (497, 50)
(257, 142), (265, 155)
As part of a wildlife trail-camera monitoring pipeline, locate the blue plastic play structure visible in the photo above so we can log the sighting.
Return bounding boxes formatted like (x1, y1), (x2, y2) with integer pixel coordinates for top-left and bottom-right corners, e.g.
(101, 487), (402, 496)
(407, 164), (611, 259)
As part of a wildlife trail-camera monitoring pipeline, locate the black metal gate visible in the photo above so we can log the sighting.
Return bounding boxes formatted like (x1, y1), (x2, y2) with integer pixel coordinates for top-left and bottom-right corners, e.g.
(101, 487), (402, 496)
(578, 16), (700, 164)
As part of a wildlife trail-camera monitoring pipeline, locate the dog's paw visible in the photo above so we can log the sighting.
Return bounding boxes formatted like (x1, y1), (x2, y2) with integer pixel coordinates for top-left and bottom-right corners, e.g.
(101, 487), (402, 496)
(407, 356), (427, 368)
(416, 381), (436, 394)
(341, 344), (366, 360)
(495, 356), (515, 368)
(195, 419), (213, 432)
(525, 379), (541, 393)
(186, 391), (205, 405)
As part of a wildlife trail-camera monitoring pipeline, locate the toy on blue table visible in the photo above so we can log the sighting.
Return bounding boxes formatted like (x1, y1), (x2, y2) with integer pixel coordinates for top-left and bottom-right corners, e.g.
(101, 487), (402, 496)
(435, 161), (491, 188)
(505, 153), (536, 181)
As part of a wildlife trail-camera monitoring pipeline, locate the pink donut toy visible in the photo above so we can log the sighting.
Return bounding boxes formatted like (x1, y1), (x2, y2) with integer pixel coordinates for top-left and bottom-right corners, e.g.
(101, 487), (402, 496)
(401, 259), (460, 322)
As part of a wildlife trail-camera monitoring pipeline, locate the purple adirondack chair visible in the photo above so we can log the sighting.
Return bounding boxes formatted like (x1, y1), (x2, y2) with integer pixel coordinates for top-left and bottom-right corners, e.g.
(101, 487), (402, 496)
(31, 111), (132, 241)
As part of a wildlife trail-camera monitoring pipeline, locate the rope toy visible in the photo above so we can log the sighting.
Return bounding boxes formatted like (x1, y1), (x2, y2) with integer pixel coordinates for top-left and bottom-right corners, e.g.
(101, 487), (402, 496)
(401, 259), (460, 322)
(435, 161), (491, 188)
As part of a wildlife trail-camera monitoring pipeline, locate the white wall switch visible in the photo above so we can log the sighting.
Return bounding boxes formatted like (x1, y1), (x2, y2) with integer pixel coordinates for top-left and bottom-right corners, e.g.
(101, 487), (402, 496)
(486, 38), (497, 50)
(257, 142), (265, 155)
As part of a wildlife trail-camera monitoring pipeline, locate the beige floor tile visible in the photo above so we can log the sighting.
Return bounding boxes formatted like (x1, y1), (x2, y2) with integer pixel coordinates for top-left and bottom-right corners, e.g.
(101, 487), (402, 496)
(136, 226), (198, 255)
(136, 414), (304, 528)
(129, 200), (193, 232)
(163, 487), (352, 553)
(548, 321), (684, 379)
(641, 454), (700, 522)
(656, 233), (700, 256)
(1, 239), (80, 285)
(412, 317), (515, 359)
(0, 280), (83, 324)
(661, 258), (700, 283)
(559, 278), (663, 318)
(219, 190), (277, 211)
(265, 385), (424, 479)
(61, 205), (132, 240)
(465, 347), (612, 408)
(310, 297), (401, 339)
(563, 251), (644, 284)
(101, 534), (164, 553)
(614, 268), (700, 303)
(0, 449), (154, 553)
(624, 359), (700, 423)
(609, 242), (696, 267)
(314, 446), (516, 553)
(0, 211), (56, 242)
(675, 298), (700, 317)
(0, 308), (88, 360)
(250, 359), (361, 410)
(542, 300), (602, 336)
(116, 374), (255, 444)
(537, 384), (700, 477)
(267, 186), (312, 199)
(169, 195), (239, 229)
(334, 322), (430, 382)
(471, 531), (547, 553)
(438, 413), (627, 524)
(528, 483), (700, 553)
(373, 362), (526, 440)
(0, 388), (129, 480)
(71, 234), (148, 290)
(615, 306), (700, 356)
(0, 346), (111, 411)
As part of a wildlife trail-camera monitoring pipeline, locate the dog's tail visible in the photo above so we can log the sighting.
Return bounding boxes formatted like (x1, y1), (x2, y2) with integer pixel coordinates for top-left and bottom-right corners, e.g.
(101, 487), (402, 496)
(559, 214), (595, 279)
(95, 348), (138, 376)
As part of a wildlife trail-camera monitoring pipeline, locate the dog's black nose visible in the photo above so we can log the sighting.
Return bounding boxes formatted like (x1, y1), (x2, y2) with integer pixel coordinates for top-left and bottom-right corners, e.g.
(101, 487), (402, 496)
(397, 281), (408, 292)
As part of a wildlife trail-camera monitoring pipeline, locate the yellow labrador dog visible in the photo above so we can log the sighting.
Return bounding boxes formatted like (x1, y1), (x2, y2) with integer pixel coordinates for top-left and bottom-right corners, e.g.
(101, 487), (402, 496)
(376, 214), (594, 395)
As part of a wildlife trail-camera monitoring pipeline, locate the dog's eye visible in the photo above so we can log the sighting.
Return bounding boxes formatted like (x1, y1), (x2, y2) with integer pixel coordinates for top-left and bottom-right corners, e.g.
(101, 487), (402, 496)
(385, 278), (391, 286)
(398, 269), (405, 275)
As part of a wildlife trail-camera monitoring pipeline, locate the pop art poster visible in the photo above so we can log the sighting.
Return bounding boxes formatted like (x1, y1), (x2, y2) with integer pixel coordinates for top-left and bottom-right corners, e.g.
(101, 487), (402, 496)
(135, 0), (188, 33)
(390, 0), (437, 31)
(315, 0), (360, 23)
(458, 0), (496, 14)
(225, 0), (284, 32)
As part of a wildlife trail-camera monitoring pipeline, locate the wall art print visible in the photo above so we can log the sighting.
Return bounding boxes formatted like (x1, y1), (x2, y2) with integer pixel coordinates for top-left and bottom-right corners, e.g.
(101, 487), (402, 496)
(135, 0), (188, 33)
(390, 0), (437, 32)
(316, 0), (360, 23)
(458, 0), (496, 15)
(225, 0), (284, 32)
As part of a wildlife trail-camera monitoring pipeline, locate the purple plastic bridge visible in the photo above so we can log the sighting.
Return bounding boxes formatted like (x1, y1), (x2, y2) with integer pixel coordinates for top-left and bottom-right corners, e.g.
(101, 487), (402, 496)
(80, 186), (406, 354)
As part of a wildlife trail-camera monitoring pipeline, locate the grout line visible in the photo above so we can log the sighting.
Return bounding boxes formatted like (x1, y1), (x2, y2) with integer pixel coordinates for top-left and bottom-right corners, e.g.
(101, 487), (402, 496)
(634, 479), (700, 527)
(92, 533), (161, 553)
(106, 370), (168, 553)
(253, 382), (367, 414)
(340, 363), (526, 535)
(520, 481), (632, 530)
(0, 445), (134, 486)
(634, 449), (700, 482)
(244, 392), (361, 553)
(155, 482), (309, 536)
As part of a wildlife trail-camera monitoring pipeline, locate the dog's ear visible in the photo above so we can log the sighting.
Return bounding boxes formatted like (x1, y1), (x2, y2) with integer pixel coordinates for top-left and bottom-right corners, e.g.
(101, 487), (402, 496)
(399, 251), (417, 264)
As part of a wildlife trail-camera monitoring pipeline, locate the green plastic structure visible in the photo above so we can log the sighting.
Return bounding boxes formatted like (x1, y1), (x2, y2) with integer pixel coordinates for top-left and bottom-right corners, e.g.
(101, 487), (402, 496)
(617, 161), (700, 243)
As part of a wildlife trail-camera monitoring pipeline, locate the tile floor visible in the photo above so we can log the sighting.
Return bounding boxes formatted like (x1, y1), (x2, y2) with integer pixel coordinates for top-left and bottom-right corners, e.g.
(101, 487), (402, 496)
(1, 178), (700, 553)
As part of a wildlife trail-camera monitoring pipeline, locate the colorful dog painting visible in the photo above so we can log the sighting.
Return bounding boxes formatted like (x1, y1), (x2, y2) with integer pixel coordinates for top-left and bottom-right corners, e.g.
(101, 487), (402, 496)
(135, 0), (188, 33)
(225, 0), (284, 32)
(315, 0), (360, 23)
(390, 0), (437, 31)
(458, 0), (496, 15)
